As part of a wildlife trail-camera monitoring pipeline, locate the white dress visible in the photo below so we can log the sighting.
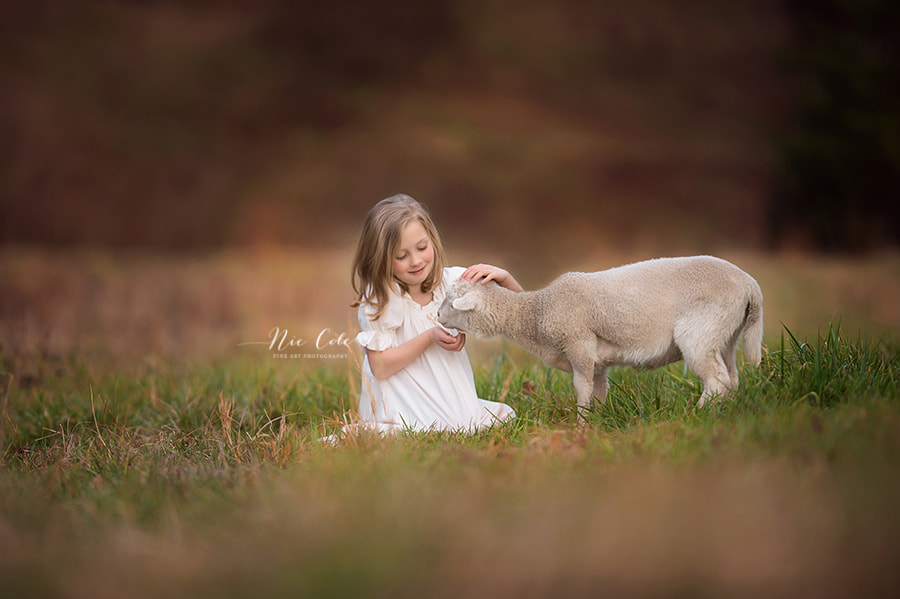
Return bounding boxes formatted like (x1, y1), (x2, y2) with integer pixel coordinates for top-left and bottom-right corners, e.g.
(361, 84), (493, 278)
(354, 266), (516, 434)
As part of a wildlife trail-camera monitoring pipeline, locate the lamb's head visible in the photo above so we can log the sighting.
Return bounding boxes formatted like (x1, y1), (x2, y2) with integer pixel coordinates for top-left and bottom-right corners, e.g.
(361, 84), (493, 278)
(437, 279), (490, 335)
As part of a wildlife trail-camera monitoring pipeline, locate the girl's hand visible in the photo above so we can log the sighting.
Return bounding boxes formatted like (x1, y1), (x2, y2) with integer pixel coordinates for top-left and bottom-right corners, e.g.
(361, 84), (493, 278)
(430, 327), (466, 352)
(462, 264), (524, 292)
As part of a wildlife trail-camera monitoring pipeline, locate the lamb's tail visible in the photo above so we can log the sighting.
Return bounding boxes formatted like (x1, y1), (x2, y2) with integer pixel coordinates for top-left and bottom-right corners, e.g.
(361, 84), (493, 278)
(742, 282), (764, 366)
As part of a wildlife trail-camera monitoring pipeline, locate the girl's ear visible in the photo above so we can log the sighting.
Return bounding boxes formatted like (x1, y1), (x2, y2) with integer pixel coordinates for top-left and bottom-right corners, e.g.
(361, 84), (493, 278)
(452, 293), (479, 312)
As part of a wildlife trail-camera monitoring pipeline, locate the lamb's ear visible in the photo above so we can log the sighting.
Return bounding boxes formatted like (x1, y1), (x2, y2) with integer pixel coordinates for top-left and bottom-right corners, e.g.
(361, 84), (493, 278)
(451, 293), (480, 312)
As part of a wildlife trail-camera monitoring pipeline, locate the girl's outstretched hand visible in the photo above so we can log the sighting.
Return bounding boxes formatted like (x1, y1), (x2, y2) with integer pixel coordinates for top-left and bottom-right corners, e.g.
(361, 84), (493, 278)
(461, 264), (524, 292)
(430, 327), (466, 352)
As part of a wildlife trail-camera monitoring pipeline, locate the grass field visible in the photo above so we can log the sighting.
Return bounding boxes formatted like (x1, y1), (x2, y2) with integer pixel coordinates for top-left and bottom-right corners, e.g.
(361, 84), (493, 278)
(2, 248), (899, 598)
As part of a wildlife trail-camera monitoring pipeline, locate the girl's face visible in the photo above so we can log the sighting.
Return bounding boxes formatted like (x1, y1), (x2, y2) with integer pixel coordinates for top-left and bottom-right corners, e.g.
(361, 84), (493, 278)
(393, 220), (434, 291)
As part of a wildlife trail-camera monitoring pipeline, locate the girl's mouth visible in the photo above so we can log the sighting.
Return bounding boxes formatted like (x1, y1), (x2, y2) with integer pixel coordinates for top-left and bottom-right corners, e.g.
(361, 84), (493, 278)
(409, 265), (427, 276)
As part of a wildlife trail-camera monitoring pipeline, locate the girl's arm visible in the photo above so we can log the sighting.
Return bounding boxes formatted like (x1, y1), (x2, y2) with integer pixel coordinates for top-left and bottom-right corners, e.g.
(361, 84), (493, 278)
(366, 328), (465, 380)
(461, 263), (524, 292)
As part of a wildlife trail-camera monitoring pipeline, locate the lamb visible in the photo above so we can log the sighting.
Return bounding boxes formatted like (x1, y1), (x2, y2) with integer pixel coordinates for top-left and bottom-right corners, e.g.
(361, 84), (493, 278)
(438, 256), (763, 416)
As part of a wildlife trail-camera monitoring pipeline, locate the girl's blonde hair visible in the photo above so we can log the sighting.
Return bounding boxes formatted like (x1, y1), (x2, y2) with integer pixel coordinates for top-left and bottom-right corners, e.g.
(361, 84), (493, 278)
(351, 194), (446, 320)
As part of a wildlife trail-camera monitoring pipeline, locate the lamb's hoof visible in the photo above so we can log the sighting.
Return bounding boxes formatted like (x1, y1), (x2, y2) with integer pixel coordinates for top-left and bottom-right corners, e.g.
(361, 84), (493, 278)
(574, 408), (590, 426)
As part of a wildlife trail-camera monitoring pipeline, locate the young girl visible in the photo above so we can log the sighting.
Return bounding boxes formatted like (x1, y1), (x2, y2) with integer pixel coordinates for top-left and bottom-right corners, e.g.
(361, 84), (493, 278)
(349, 194), (520, 435)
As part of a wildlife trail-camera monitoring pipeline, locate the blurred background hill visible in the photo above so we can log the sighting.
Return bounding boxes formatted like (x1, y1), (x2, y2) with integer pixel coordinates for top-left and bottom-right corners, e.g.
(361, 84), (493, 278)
(2, 0), (896, 259)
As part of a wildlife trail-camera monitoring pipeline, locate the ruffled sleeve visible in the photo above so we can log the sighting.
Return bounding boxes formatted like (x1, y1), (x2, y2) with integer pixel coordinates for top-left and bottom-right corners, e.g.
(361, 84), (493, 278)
(355, 291), (405, 351)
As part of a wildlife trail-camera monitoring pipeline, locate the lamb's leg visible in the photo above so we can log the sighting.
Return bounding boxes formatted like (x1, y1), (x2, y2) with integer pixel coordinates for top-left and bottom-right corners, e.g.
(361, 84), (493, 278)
(677, 318), (738, 406)
(724, 336), (740, 389)
(692, 350), (731, 407)
(680, 339), (731, 407)
(571, 362), (596, 423)
(592, 367), (609, 404)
